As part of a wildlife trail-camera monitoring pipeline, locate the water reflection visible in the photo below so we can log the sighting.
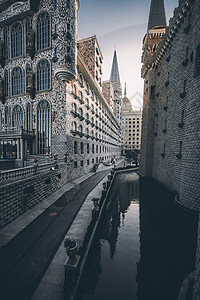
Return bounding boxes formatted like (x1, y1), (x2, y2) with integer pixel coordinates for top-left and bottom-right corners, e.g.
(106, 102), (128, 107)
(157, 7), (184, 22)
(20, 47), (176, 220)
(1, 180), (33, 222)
(137, 177), (198, 300)
(76, 173), (198, 300)
(76, 171), (140, 300)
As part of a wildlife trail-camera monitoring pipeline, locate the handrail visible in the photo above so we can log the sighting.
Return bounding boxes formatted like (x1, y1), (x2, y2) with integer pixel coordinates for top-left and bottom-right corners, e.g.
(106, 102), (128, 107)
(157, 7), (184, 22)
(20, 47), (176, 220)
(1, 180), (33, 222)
(0, 159), (64, 183)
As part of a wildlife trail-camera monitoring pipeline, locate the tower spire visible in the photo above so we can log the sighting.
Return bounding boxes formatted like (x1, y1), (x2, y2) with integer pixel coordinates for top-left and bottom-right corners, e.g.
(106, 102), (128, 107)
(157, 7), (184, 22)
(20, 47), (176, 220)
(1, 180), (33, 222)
(110, 50), (120, 83)
(148, 0), (166, 30)
(124, 82), (127, 97)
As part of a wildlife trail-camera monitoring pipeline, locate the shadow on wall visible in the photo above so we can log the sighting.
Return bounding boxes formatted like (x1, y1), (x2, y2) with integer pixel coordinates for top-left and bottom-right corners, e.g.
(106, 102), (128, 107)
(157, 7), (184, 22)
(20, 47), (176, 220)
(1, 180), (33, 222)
(137, 177), (198, 300)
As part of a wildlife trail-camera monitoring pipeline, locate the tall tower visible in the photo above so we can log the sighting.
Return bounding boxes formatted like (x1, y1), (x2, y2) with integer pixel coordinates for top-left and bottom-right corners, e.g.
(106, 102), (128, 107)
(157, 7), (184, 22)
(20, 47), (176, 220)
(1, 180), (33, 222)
(140, 0), (166, 176)
(110, 50), (122, 125)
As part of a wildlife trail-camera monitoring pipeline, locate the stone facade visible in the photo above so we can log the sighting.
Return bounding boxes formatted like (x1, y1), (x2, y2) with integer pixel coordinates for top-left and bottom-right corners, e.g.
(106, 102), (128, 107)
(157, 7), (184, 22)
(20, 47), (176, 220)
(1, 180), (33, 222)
(140, 0), (200, 298)
(0, 162), (68, 229)
(0, 1), (121, 177)
(102, 80), (114, 109)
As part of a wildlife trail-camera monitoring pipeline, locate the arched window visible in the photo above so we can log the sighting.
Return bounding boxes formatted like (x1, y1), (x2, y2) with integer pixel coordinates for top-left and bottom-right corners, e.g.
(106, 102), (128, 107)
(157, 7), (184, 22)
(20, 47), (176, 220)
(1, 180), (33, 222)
(37, 60), (50, 91)
(87, 143), (89, 154)
(12, 67), (23, 96)
(11, 22), (23, 58)
(26, 102), (31, 131)
(74, 141), (78, 154)
(72, 103), (77, 112)
(86, 113), (89, 121)
(12, 105), (23, 128)
(4, 70), (9, 97)
(78, 107), (83, 117)
(91, 117), (94, 124)
(92, 144), (94, 153)
(79, 91), (83, 100)
(5, 106), (9, 126)
(3, 27), (9, 60)
(79, 124), (83, 134)
(80, 142), (84, 154)
(86, 128), (89, 135)
(91, 130), (94, 137)
(37, 12), (50, 50)
(37, 101), (50, 154)
(72, 84), (76, 95)
(72, 121), (77, 132)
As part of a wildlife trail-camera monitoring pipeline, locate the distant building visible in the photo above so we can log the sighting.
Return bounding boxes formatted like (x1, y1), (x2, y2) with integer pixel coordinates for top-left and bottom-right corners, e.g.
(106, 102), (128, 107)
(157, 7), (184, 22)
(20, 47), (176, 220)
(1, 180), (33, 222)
(0, 1), (121, 177)
(121, 84), (142, 155)
(140, 0), (200, 298)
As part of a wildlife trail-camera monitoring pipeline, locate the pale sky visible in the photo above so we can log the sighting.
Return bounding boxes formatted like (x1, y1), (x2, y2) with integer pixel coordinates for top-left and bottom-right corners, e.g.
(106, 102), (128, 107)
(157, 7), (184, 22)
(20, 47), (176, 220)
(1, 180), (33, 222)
(77, 0), (178, 109)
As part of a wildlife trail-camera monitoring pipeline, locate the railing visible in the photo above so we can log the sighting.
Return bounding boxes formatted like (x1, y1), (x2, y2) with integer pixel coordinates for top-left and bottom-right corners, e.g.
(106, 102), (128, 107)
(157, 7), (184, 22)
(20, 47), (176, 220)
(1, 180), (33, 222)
(0, 127), (35, 136)
(0, 159), (64, 184)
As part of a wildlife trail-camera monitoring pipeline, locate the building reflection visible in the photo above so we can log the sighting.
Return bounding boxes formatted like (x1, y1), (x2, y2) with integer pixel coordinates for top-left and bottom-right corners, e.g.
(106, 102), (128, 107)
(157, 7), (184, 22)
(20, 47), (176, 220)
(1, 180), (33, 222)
(137, 177), (198, 300)
(77, 172), (139, 298)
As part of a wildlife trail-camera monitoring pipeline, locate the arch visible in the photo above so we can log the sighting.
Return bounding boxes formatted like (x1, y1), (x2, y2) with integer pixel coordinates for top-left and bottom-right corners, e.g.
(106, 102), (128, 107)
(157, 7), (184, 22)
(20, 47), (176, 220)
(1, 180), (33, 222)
(12, 105), (24, 128)
(12, 67), (23, 96)
(37, 59), (50, 91)
(37, 100), (51, 154)
(11, 22), (23, 58)
(37, 11), (50, 50)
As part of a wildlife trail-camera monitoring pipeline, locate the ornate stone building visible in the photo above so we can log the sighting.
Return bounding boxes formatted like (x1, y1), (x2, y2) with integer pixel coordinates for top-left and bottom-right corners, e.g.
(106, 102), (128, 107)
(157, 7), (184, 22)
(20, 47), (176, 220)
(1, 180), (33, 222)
(121, 84), (142, 155)
(140, 0), (200, 298)
(0, 1), (121, 174)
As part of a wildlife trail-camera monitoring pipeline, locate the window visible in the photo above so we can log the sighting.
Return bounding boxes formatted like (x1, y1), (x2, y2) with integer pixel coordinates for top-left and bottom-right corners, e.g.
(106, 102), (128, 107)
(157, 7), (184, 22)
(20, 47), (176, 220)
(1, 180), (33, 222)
(79, 124), (83, 134)
(26, 103), (31, 131)
(37, 60), (50, 91)
(12, 105), (23, 128)
(92, 144), (94, 153)
(96, 145), (98, 153)
(80, 142), (84, 154)
(37, 101), (50, 154)
(11, 22), (23, 58)
(37, 12), (50, 50)
(87, 143), (89, 153)
(67, 0), (70, 9)
(87, 159), (89, 165)
(74, 141), (78, 154)
(12, 67), (23, 96)
(74, 161), (77, 168)
(72, 122), (77, 133)
(80, 160), (84, 167)
(25, 18), (31, 51)
(72, 102), (77, 112)
(150, 86), (155, 100)
(78, 107), (83, 117)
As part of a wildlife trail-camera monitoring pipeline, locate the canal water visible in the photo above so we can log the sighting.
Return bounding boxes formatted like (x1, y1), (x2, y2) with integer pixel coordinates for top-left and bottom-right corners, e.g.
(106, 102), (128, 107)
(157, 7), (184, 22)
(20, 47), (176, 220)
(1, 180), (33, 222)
(76, 171), (140, 300)
(76, 171), (198, 300)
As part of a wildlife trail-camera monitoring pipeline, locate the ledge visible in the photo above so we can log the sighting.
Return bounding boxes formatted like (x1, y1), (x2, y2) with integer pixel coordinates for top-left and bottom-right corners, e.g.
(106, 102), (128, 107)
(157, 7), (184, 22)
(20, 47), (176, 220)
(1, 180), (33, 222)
(54, 68), (75, 82)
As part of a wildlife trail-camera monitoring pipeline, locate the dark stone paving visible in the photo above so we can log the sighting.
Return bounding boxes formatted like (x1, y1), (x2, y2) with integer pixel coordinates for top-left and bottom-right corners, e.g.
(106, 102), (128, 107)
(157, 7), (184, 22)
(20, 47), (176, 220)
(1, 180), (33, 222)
(0, 169), (110, 300)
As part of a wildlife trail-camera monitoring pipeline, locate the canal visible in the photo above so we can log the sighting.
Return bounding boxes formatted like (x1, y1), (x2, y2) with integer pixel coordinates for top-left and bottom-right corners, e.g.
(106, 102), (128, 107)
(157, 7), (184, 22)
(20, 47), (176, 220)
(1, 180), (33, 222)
(75, 171), (198, 300)
(76, 171), (140, 300)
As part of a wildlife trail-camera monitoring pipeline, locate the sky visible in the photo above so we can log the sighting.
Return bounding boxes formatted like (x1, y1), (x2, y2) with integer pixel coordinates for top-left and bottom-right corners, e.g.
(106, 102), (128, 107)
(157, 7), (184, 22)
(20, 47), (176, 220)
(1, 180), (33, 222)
(77, 0), (178, 109)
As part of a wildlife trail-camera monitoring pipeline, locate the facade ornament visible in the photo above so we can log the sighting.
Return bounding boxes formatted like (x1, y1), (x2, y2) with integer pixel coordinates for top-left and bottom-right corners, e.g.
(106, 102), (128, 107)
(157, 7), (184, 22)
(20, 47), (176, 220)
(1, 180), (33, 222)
(26, 67), (35, 99)
(26, 29), (35, 60)
(0, 39), (5, 68)
(0, 76), (5, 104)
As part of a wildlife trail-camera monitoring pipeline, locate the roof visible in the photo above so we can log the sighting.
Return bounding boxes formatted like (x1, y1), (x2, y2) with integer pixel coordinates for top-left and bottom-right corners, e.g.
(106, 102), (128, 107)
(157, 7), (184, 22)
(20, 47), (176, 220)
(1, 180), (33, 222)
(148, 0), (166, 30)
(110, 50), (120, 83)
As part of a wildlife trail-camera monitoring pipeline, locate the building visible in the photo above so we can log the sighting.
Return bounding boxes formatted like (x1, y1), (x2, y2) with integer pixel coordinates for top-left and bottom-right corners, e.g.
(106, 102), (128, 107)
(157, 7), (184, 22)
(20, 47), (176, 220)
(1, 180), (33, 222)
(140, 0), (200, 298)
(0, 1), (121, 176)
(121, 84), (142, 155)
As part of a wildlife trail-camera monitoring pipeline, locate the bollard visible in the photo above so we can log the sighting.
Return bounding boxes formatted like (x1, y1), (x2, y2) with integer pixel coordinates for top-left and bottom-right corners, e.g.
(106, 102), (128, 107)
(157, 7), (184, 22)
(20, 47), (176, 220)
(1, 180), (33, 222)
(64, 238), (80, 290)
(92, 198), (99, 221)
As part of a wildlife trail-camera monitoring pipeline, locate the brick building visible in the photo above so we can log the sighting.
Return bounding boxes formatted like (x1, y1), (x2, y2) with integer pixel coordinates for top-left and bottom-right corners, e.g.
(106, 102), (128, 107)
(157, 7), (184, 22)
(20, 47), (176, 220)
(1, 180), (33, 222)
(140, 0), (200, 298)
(0, 1), (121, 175)
(121, 84), (142, 155)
